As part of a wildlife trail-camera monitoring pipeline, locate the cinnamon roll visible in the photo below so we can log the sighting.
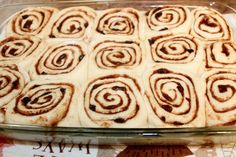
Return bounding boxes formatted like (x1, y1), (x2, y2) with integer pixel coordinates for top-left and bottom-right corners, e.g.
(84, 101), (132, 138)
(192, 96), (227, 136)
(191, 7), (232, 42)
(206, 41), (236, 69)
(0, 64), (28, 108)
(6, 7), (58, 37)
(0, 36), (43, 64)
(204, 69), (236, 126)
(89, 37), (146, 76)
(148, 34), (204, 64)
(48, 7), (96, 41)
(29, 40), (88, 80)
(5, 79), (77, 126)
(143, 5), (191, 38)
(95, 8), (140, 39)
(79, 73), (148, 128)
(144, 65), (205, 127)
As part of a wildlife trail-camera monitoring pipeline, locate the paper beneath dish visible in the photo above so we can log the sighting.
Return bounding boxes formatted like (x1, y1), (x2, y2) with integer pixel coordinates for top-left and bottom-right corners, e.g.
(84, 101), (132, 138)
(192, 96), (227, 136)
(1, 138), (236, 157)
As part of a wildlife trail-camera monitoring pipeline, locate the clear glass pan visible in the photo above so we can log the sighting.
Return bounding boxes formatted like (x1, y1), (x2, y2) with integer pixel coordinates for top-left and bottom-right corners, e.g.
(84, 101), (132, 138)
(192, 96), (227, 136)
(0, 0), (236, 145)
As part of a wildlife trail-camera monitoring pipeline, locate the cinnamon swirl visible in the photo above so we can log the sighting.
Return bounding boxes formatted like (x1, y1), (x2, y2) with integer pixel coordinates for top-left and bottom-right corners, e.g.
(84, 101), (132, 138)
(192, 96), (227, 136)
(29, 40), (88, 81)
(0, 36), (43, 64)
(95, 8), (140, 39)
(144, 65), (205, 127)
(6, 7), (58, 37)
(48, 7), (96, 41)
(5, 79), (77, 126)
(89, 37), (146, 76)
(0, 64), (28, 108)
(205, 69), (236, 126)
(191, 7), (232, 42)
(79, 73), (147, 128)
(143, 5), (191, 38)
(206, 41), (236, 69)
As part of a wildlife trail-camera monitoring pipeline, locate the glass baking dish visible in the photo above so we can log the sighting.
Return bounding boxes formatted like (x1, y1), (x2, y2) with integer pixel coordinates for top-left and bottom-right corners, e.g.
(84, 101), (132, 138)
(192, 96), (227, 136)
(0, 0), (236, 145)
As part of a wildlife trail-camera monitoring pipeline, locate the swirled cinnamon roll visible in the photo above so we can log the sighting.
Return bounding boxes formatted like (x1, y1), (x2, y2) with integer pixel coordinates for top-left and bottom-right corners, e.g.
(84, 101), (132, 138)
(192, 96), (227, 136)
(6, 7), (58, 37)
(204, 69), (236, 126)
(206, 41), (236, 69)
(148, 34), (205, 66)
(89, 37), (146, 76)
(48, 7), (96, 41)
(147, 34), (205, 73)
(29, 40), (88, 80)
(191, 7), (232, 42)
(95, 8), (140, 39)
(79, 73), (148, 128)
(142, 5), (191, 38)
(144, 65), (205, 127)
(0, 64), (28, 108)
(5, 79), (78, 126)
(0, 36), (43, 64)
